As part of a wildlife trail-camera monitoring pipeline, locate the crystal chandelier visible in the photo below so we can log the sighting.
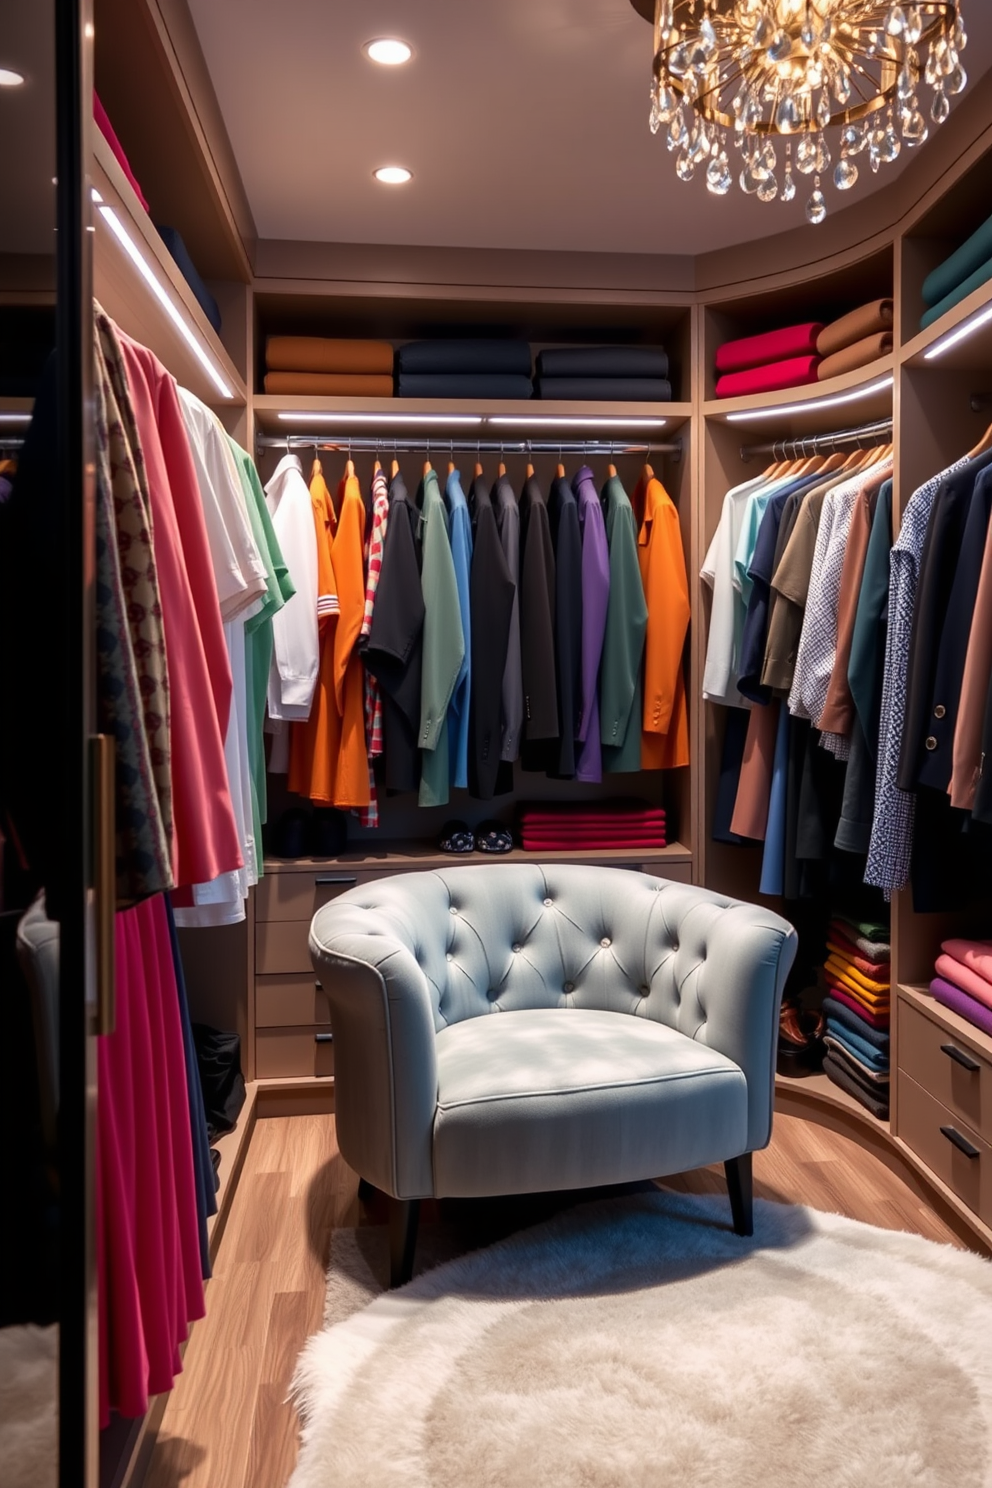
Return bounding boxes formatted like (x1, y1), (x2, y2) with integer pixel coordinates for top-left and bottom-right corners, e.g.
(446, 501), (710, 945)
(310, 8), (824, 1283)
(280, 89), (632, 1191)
(647, 2), (968, 222)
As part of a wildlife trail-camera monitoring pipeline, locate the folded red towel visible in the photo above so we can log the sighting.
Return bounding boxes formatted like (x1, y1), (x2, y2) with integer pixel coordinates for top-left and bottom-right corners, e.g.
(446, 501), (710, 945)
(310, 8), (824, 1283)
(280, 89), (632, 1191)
(715, 323), (824, 375)
(715, 356), (822, 400)
(521, 834), (667, 851)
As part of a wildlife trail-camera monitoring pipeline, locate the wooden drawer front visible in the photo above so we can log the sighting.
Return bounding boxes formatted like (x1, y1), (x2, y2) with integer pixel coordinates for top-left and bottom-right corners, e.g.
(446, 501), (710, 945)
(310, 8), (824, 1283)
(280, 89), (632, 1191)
(897, 1072), (992, 1225)
(256, 868), (392, 922)
(898, 999), (992, 1144)
(255, 1027), (334, 1080)
(256, 919), (312, 975)
(256, 973), (330, 1028)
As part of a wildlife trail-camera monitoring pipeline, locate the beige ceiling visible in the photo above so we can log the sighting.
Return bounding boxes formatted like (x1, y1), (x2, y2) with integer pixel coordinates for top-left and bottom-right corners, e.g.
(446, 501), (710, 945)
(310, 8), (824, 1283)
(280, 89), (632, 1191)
(0, 0), (56, 255)
(187, 0), (992, 257)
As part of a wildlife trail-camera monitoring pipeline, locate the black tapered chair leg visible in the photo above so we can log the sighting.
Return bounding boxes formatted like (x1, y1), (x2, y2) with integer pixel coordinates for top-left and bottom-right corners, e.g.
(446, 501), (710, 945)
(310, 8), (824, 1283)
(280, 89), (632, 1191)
(388, 1197), (421, 1288)
(357, 1176), (376, 1203)
(725, 1152), (753, 1237)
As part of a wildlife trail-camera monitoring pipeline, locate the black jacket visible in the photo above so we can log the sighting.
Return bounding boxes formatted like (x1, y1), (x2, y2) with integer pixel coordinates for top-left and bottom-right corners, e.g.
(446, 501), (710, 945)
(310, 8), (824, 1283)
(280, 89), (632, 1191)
(467, 476), (515, 798)
(547, 475), (582, 777)
(361, 473), (424, 794)
(518, 475), (558, 770)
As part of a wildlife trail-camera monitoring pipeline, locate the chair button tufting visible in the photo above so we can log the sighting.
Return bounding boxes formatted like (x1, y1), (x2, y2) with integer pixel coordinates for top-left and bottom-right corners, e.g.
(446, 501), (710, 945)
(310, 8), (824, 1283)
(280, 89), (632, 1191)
(446, 953), (454, 962)
(488, 987), (499, 1000)
(449, 905), (458, 915)
(563, 982), (574, 994)
(600, 937), (611, 949)
(640, 985), (650, 996)
(672, 940), (679, 953)
(512, 943), (522, 954)
(544, 898), (553, 908)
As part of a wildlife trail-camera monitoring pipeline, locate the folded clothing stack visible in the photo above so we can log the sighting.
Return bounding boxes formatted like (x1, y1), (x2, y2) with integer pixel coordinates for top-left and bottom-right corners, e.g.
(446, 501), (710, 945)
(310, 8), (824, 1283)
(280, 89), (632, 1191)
(931, 937), (992, 1037)
(535, 346), (671, 402)
(714, 323), (823, 399)
(396, 340), (533, 399)
(821, 913), (891, 1120)
(815, 298), (893, 380)
(518, 799), (667, 852)
(921, 211), (992, 331)
(263, 337), (394, 396)
(157, 226), (222, 334)
(94, 90), (149, 212)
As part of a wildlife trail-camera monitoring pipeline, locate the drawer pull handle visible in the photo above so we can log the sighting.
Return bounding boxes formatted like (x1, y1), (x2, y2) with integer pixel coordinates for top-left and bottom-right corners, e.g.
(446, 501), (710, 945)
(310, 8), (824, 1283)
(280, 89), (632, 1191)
(315, 874), (358, 886)
(941, 1043), (981, 1073)
(940, 1125), (981, 1160)
(314, 1032), (334, 1044)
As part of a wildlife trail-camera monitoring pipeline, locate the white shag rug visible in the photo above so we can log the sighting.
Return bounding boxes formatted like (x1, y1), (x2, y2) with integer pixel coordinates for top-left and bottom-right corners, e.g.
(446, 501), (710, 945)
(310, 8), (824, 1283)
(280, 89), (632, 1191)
(0, 1324), (57, 1488)
(289, 1190), (992, 1488)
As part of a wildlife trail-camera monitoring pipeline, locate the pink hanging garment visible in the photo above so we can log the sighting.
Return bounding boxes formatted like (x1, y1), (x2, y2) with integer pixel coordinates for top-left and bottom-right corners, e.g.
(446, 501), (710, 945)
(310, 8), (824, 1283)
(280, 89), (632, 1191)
(117, 332), (242, 888)
(93, 91), (150, 212)
(97, 897), (205, 1425)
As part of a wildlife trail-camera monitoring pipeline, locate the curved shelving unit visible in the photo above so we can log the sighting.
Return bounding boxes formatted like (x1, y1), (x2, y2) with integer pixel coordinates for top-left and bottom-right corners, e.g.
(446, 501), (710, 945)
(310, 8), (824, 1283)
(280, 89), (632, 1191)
(703, 358), (895, 436)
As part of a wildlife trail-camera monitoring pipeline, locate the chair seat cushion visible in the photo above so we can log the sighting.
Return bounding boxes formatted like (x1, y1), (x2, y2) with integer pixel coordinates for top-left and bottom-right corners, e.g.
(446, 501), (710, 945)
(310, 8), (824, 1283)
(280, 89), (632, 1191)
(433, 1008), (748, 1198)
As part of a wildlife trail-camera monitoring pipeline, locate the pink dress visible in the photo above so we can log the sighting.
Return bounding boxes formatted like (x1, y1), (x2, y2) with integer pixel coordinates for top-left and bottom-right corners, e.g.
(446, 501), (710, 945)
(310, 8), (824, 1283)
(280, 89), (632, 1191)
(118, 334), (242, 887)
(97, 896), (205, 1424)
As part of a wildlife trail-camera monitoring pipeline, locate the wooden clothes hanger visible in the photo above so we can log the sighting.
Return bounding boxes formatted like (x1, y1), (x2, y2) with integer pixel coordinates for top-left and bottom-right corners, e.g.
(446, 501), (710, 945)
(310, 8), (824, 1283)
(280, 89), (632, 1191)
(525, 460), (535, 479)
(969, 414), (992, 458)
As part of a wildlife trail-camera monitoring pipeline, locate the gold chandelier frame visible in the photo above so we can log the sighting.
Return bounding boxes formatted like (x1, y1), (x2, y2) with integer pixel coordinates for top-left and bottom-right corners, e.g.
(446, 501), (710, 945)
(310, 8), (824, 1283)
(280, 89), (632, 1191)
(649, 2), (957, 135)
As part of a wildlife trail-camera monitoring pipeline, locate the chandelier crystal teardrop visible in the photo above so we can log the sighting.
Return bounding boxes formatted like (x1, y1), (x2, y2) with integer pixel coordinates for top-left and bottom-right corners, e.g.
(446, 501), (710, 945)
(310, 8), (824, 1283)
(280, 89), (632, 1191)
(647, 1), (968, 223)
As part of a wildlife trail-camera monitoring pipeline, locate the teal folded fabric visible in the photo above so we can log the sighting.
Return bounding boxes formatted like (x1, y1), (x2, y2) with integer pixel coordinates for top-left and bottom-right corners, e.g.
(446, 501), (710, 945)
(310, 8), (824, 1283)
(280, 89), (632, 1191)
(920, 254), (992, 330)
(923, 211), (992, 306)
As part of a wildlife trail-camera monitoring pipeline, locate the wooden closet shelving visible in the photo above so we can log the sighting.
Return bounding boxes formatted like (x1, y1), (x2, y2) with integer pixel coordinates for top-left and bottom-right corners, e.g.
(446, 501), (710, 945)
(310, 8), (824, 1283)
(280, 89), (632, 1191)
(252, 394), (693, 437)
(91, 130), (249, 420)
(701, 357), (895, 433)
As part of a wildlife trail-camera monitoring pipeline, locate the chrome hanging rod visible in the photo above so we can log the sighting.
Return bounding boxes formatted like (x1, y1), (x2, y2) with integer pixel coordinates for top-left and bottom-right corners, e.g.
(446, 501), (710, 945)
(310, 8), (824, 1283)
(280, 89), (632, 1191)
(740, 417), (892, 463)
(255, 433), (682, 460)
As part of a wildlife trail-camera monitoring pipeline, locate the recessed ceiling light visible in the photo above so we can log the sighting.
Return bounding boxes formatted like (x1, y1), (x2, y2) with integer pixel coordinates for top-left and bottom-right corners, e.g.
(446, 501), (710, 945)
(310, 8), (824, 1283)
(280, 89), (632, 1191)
(365, 38), (412, 65)
(0, 68), (25, 87)
(373, 165), (412, 185)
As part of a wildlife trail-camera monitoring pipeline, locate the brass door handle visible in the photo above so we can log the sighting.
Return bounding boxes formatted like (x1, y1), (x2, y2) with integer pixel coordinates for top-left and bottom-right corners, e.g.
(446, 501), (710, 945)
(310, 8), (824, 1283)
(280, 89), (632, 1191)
(91, 734), (116, 1036)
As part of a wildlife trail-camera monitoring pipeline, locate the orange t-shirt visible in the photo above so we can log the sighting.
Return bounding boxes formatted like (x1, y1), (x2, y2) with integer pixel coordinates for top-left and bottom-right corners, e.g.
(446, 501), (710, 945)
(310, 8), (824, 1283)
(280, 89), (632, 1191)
(633, 474), (690, 770)
(289, 471), (370, 808)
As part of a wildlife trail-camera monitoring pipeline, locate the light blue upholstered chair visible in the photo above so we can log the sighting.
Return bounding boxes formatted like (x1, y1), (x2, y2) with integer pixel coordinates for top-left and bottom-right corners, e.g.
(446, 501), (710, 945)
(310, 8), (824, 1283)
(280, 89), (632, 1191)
(309, 864), (797, 1284)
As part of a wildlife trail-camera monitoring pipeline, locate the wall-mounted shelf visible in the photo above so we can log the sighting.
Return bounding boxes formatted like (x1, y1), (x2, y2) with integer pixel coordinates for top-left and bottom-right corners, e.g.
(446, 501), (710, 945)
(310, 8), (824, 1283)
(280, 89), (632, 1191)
(252, 394), (692, 438)
(703, 359), (894, 436)
(902, 278), (992, 372)
(262, 843), (692, 874)
(91, 130), (247, 410)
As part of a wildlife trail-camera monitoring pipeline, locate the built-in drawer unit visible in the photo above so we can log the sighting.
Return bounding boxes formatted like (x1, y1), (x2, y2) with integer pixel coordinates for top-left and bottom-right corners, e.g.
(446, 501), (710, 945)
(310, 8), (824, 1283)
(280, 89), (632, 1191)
(897, 1072), (991, 1226)
(898, 997), (992, 1145)
(256, 973), (331, 1028)
(255, 867), (386, 922)
(255, 1026), (335, 1081)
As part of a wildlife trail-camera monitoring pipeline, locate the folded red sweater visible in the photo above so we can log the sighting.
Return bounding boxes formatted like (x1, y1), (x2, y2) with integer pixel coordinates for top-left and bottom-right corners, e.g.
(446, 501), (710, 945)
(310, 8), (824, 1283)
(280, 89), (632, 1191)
(520, 805), (665, 826)
(521, 834), (667, 851)
(715, 323), (824, 375)
(826, 985), (891, 1031)
(715, 356), (822, 400)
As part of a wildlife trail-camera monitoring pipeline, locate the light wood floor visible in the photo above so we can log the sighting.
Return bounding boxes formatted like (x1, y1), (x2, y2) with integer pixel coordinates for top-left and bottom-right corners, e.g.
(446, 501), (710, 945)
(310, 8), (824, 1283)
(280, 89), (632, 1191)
(141, 1110), (964, 1488)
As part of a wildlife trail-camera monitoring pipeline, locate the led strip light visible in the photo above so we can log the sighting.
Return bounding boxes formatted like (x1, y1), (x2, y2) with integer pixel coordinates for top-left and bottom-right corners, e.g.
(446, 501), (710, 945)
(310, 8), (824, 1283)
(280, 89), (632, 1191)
(276, 411), (482, 426)
(724, 376), (893, 423)
(924, 302), (992, 361)
(91, 188), (234, 400)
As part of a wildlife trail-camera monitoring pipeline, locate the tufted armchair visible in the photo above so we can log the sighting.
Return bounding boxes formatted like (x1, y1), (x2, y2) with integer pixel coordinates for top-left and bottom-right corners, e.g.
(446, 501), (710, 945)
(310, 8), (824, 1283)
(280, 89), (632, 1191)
(309, 864), (797, 1284)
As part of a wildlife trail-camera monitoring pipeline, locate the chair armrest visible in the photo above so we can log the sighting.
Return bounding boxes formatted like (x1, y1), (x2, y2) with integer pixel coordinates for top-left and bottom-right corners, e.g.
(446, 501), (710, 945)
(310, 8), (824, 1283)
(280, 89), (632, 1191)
(650, 891), (797, 1152)
(309, 914), (439, 1200)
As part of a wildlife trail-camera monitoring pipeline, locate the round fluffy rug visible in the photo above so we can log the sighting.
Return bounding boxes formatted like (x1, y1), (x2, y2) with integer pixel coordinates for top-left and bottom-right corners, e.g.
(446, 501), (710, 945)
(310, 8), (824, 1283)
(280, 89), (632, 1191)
(289, 1191), (992, 1488)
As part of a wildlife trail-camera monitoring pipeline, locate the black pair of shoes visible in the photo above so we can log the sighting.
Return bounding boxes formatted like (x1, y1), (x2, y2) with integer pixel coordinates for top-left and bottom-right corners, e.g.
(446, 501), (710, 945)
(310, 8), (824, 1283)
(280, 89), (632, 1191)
(438, 820), (514, 855)
(271, 807), (348, 859)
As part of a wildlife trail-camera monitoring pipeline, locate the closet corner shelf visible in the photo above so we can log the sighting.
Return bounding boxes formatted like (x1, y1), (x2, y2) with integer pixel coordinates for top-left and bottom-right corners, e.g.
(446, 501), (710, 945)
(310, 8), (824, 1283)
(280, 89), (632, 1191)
(902, 278), (992, 372)
(262, 841), (691, 873)
(702, 357), (894, 436)
(897, 981), (992, 1057)
(775, 1068), (891, 1136)
(251, 394), (692, 439)
(91, 131), (247, 411)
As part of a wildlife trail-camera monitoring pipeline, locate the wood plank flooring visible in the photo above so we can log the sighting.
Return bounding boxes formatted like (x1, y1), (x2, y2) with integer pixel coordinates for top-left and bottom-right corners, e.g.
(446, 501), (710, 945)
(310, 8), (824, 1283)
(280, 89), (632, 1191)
(140, 1110), (964, 1488)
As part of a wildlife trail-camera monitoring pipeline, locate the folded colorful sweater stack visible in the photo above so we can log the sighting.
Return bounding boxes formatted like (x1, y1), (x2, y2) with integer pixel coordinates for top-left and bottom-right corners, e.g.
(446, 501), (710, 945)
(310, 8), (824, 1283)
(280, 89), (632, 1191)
(535, 346), (672, 402)
(821, 913), (891, 1120)
(815, 299), (893, 380)
(714, 322), (823, 399)
(931, 937), (992, 1037)
(518, 800), (667, 852)
(921, 210), (992, 331)
(396, 339), (533, 399)
(264, 337), (394, 396)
